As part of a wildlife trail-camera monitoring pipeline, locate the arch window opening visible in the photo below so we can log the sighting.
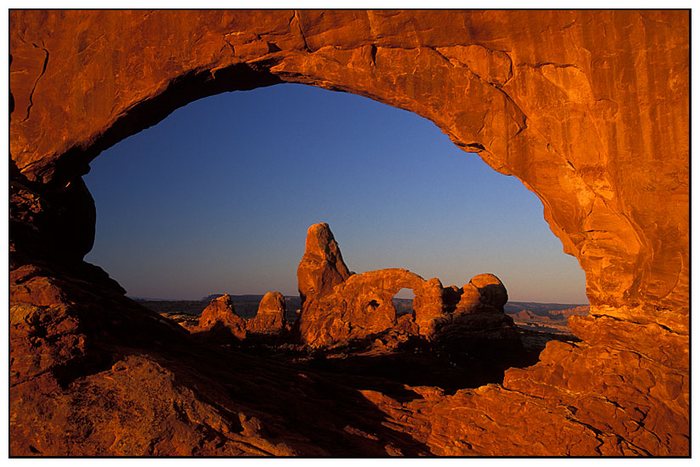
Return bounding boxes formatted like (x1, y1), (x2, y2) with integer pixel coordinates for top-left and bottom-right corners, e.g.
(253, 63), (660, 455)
(84, 83), (587, 392)
(392, 288), (415, 317)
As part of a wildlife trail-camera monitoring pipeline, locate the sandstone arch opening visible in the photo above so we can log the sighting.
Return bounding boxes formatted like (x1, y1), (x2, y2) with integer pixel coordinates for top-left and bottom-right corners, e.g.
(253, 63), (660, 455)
(85, 84), (587, 307)
(393, 288), (414, 316)
(82, 83), (585, 394)
(9, 10), (688, 456)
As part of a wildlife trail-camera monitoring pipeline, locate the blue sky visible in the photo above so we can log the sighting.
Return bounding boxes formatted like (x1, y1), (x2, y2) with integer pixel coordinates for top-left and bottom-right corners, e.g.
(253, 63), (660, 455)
(84, 83), (587, 303)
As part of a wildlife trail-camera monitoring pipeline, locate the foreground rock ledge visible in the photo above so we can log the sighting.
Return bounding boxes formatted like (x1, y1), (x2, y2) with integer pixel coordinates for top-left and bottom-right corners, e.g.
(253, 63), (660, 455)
(9, 10), (689, 456)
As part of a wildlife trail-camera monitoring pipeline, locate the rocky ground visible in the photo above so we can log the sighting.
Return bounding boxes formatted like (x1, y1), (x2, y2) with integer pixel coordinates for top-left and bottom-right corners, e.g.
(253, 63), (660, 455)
(158, 306), (547, 398)
(152, 296), (587, 357)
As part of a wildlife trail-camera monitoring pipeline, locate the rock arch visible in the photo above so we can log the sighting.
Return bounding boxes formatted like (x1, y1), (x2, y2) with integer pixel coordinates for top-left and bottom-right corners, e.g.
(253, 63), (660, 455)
(9, 10), (689, 455)
(299, 267), (443, 347)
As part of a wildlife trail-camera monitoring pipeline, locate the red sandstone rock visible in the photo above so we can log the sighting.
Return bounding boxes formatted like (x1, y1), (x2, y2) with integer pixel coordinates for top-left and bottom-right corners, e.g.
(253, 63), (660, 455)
(452, 284), (481, 314)
(197, 294), (247, 340)
(468, 273), (508, 311)
(296, 222), (451, 347)
(297, 223), (351, 309)
(9, 11), (690, 318)
(368, 314), (421, 353)
(446, 273), (509, 316)
(9, 260), (430, 457)
(8, 10), (689, 456)
(412, 278), (448, 337)
(247, 291), (286, 335)
(299, 268), (421, 347)
(297, 230), (515, 349)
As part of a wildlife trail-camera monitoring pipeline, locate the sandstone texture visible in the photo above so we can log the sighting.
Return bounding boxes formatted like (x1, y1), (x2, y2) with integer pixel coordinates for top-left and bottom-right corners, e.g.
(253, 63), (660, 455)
(196, 294), (247, 340)
(297, 223), (518, 350)
(300, 268), (436, 347)
(297, 222), (352, 309)
(247, 291), (287, 335)
(432, 274), (522, 357)
(9, 10), (689, 456)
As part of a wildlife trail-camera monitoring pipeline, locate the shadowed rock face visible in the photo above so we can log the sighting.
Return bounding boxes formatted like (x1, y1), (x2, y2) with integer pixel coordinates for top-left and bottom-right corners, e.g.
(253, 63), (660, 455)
(468, 274), (508, 311)
(9, 10), (689, 456)
(433, 275), (521, 357)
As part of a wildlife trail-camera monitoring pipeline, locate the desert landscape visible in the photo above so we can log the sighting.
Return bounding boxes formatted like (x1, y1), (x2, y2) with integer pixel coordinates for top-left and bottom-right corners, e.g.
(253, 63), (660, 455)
(9, 10), (689, 456)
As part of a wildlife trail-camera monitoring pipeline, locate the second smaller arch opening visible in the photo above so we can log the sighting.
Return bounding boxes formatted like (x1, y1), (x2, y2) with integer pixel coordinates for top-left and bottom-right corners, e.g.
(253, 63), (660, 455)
(393, 288), (415, 317)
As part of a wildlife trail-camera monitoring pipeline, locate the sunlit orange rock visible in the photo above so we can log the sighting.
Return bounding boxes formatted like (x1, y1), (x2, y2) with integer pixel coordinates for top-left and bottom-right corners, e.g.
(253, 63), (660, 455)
(9, 10), (689, 456)
(197, 294), (247, 340)
(299, 267), (435, 347)
(247, 291), (286, 335)
(297, 223), (352, 310)
(297, 223), (518, 350)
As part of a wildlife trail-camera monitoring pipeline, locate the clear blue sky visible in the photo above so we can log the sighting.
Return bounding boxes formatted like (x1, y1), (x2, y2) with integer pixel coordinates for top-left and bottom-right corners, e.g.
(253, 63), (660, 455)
(84, 83), (587, 304)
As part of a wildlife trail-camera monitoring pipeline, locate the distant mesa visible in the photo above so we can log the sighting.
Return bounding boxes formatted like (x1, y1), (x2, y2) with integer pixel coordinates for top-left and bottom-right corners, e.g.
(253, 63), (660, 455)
(505, 304), (590, 336)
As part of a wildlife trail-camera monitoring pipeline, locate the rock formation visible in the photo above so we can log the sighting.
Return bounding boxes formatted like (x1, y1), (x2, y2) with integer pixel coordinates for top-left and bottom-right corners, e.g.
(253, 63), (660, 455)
(296, 223), (439, 346)
(300, 267), (431, 347)
(467, 274), (509, 311)
(247, 291), (286, 335)
(9, 10), (689, 456)
(197, 294), (247, 340)
(433, 274), (521, 357)
(297, 223), (352, 309)
(297, 223), (519, 351)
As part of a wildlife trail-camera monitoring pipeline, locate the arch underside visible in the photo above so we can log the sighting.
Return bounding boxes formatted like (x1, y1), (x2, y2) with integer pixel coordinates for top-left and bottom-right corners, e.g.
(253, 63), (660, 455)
(9, 10), (689, 456)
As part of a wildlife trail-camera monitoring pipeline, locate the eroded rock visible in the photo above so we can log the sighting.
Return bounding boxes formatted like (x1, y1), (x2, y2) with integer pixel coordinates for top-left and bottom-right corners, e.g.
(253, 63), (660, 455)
(297, 223), (351, 310)
(197, 294), (247, 340)
(247, 291), (286, 335)
(296, 223), (443, 347)
(8, 10), (689, 456)
(300, 268), (426, 347)
(297, 224), (518, 351)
